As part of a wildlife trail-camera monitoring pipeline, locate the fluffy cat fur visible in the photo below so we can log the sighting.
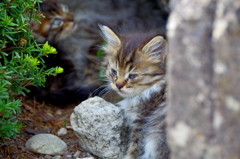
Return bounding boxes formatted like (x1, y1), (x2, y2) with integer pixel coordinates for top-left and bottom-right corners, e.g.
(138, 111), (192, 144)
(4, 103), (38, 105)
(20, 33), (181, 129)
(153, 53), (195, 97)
(100, 25), (169, 159)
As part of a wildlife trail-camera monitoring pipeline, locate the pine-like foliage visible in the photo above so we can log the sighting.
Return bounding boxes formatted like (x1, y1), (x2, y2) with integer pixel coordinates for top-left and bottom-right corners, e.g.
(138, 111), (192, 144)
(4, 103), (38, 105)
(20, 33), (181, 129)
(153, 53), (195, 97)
(0, 0), (63, 139)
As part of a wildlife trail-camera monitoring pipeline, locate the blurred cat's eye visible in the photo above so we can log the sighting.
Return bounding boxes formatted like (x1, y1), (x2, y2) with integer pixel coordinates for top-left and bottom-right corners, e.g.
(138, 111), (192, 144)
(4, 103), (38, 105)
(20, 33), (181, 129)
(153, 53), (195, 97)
(52, 19), (63, 28)
(128, 74), (138, 79)
(111, 68), (117, 76)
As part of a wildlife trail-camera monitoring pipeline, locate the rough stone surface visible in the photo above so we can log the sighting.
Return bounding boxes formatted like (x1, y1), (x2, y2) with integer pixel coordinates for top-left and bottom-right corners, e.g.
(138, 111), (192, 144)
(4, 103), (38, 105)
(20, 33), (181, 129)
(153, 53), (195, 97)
(167, 0), (240, 159)
(70, 97), (128, 159)
(25, 134), (67, 155)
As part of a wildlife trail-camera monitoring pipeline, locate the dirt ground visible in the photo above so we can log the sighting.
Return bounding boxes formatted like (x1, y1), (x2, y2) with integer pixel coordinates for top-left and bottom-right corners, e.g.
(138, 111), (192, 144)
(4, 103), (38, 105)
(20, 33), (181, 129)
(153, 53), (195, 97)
(0, 95), (99, 159)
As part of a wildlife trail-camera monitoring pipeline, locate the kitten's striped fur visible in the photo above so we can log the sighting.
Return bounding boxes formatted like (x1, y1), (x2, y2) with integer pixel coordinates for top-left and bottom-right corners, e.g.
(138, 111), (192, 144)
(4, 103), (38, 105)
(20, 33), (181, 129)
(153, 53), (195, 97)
(100, 25), (169, 159)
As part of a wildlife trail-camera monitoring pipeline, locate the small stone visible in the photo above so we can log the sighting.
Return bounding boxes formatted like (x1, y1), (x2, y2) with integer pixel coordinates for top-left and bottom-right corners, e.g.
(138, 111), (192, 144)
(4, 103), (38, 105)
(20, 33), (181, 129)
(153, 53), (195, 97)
(66, 125), (72, 129)
(44, 155), (52, 159)
(26, 134), (67, 155)
(73, 150), (81, 158)
(57, 128), (67, 136)
(55, 110), (63, 115)
(47, 112), (53, 118)
(52, 156), (61, 159)
(66, 154), (72, 159)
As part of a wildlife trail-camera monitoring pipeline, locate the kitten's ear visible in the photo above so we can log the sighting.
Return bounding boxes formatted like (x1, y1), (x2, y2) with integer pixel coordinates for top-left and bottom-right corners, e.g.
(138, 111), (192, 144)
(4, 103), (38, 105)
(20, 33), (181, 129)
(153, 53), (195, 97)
(142, 36), (167, 62)
(99, 25), (121, 51)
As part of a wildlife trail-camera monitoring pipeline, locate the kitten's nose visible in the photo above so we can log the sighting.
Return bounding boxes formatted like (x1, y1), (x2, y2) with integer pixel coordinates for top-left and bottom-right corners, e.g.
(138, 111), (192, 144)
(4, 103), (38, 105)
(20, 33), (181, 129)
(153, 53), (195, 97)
(116, 83), (123, 89)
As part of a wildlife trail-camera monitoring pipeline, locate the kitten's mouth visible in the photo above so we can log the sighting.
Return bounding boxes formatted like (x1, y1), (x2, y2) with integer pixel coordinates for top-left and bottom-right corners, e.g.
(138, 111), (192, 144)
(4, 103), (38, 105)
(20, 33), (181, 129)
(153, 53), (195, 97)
(117, 90), (131, 97)
(118, 90), (125, 94)
(116, 89), (126, 95)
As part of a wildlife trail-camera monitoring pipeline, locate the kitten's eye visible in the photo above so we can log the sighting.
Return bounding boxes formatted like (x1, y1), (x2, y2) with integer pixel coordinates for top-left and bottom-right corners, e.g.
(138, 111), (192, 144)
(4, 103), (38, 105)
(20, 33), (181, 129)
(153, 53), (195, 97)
(111, 69), (117, 76)
(52, 19), (63, 28)
(128, 74), (138, 79)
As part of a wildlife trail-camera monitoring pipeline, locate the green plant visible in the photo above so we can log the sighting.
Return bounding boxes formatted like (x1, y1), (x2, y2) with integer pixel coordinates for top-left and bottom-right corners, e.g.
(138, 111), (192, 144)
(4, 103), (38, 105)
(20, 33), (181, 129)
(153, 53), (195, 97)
(0, 0), (63, 139)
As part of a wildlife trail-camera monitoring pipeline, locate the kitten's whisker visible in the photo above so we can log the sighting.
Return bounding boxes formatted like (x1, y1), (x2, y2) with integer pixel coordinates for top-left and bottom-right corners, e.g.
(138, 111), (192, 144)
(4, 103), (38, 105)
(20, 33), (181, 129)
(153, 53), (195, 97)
(99, 76), (108, 80)
(102, 79), (111, 83)
(91, 84), (108, 94)
(76, 79), (102, 92)
(98, 85), (113, 97)
(101, 89), (112, 98)
(101, 87), (114, 98)
(99, 78), (111, 83)
(99, 74), (107, 77)
(97, 87), (109, 97)
(91, 84), (109, 96)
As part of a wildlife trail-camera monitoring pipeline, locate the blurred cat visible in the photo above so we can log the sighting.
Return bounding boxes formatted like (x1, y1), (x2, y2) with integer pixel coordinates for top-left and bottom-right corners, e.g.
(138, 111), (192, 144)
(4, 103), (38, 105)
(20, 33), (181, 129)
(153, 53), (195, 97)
(29, 0), (98, 105)
(31, 0), (77, 44)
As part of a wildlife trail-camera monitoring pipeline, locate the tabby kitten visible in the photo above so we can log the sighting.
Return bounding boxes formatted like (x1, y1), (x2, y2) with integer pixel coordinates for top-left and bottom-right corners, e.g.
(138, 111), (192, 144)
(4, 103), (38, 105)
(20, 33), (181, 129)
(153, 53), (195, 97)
(100, 25), (169, 159)
(31, 0), (77, 44)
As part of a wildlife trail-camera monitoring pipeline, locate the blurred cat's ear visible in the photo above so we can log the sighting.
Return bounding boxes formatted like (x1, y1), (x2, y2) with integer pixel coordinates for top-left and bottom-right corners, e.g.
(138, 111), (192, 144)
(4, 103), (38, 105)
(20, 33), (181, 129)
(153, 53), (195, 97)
(99, 25), (121, 49)
(141, 36), (167, 62)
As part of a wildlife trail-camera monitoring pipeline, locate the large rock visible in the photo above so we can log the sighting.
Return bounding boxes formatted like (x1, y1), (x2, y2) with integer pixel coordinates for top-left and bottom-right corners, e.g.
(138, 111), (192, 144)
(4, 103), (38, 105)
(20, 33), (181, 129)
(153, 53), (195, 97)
(167, 0), (240, 159)
(25, 134), (67, 155)
(70, 97), (128, 159)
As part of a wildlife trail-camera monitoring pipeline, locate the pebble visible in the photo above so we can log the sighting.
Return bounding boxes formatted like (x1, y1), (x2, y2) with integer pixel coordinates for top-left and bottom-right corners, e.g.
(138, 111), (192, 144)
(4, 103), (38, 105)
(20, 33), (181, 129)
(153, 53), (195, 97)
(25, 134), (67, 155)
(57, 127), (67, 136)
(73, 150), (81, 158)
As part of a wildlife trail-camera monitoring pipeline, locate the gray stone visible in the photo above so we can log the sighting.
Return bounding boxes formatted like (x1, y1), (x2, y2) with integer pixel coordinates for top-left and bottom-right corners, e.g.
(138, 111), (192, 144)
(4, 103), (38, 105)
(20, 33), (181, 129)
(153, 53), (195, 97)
(57, 127), (67, 136)
(52, 156), (61, 159)
(73, 150), (81, 158)
(70, 97), (128, 159)
(26, 134), (67, 155)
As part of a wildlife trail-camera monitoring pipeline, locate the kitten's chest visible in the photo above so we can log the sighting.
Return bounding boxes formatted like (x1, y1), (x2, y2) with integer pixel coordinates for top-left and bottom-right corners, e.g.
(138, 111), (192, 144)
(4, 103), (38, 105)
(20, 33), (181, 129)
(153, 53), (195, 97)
(118, 98), (140, 124)
(117, 90), (166, 125)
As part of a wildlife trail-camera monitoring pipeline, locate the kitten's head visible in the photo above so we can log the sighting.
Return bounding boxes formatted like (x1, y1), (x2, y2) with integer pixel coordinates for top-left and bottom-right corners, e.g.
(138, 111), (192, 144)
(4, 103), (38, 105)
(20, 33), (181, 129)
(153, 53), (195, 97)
(31, 0), (77, 43)
(100, 25), (167, 98)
